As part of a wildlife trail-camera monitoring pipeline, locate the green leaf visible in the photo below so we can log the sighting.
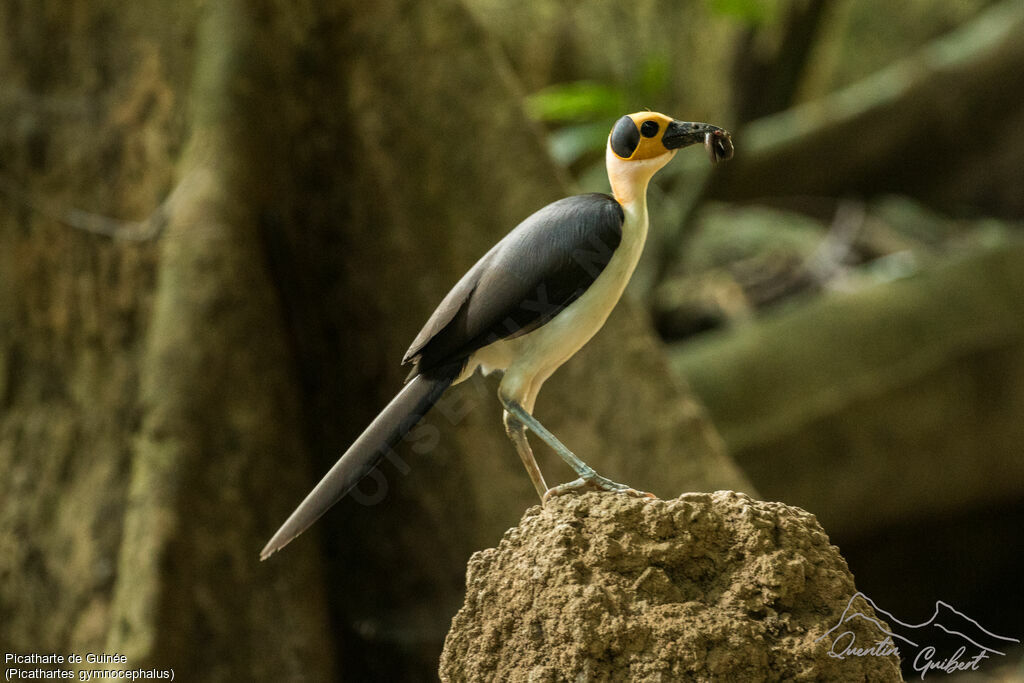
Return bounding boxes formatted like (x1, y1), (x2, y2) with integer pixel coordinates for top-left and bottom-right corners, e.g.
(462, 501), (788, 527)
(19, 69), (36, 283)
(547, 122), (612, 166)
(525, 81), (625, 123)
(637, 56), (671, 99)
(706, 0), (778, 26)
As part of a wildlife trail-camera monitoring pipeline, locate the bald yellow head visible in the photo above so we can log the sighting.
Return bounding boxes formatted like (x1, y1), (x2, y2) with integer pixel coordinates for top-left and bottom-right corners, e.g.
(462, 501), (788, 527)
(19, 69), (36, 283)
(609, 112), (734, 163)
(605, 112), (733, 205)
(609, 112), (675, 160)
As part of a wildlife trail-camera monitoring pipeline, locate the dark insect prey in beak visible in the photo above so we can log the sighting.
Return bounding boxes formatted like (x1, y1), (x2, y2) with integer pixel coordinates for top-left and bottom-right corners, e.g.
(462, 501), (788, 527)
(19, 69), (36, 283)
(705, 130), (734, 164)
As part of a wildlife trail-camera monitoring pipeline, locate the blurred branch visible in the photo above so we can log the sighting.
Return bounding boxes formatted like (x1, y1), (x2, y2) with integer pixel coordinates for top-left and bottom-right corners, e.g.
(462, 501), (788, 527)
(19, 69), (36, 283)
(672, 242), (1024, 538)
(650, 0), (830, 297)
(731, 0), (831, 123)
(803, 198), (866, 289)
(705, 0), (1024, 217)
(0, 172), (191, 240)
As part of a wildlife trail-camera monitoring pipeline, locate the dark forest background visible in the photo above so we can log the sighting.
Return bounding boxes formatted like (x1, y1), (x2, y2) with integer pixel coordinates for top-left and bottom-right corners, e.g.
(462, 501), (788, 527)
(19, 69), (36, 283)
(2, 0), (1022, 680)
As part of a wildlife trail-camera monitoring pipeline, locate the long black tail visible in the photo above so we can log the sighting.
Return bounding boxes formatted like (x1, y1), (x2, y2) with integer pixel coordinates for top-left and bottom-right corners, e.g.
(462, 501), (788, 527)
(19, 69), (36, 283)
(260, 363), (461, 560)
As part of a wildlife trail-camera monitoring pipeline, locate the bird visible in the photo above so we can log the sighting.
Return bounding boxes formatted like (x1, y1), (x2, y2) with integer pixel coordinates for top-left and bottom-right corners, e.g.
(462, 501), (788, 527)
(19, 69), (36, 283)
(260, 112), (733, 560)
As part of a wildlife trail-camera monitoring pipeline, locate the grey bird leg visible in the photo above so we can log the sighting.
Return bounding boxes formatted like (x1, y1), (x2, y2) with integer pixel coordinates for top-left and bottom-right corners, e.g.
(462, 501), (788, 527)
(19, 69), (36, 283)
(500, 396), (652, 501)
(504, 411), (548, 500)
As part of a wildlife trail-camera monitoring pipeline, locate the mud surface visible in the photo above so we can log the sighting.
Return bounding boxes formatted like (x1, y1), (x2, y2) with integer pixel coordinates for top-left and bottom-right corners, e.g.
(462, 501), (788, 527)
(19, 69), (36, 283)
(441, 491), (902, 682)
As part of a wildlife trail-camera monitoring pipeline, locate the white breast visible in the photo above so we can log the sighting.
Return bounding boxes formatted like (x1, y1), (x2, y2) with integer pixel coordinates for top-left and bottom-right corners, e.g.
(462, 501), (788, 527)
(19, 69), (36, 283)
(466, 198), (649, 394)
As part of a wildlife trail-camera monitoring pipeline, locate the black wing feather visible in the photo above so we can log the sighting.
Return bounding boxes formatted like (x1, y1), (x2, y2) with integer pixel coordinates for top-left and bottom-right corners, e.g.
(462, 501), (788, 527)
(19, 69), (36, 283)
(404, 193), (624, 373)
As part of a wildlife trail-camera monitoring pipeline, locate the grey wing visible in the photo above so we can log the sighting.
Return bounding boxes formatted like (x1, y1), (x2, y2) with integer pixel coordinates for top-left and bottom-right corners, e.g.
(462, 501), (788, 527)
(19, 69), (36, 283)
(403, 193), (624, 374)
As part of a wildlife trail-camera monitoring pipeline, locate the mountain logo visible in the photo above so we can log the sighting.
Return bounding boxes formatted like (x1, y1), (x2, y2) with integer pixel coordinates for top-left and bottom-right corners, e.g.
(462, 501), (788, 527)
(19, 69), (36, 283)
(816, 592), (1019, 678)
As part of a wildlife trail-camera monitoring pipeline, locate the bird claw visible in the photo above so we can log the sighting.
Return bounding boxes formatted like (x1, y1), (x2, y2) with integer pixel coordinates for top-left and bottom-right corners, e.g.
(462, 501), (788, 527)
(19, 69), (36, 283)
(543, 475), (655, 503)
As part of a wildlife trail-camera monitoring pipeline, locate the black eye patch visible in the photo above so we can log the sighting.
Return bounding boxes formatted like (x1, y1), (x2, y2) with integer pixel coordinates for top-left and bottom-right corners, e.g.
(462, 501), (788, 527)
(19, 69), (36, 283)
(610, 116), (640, 158)
(640, 120), (659, 138)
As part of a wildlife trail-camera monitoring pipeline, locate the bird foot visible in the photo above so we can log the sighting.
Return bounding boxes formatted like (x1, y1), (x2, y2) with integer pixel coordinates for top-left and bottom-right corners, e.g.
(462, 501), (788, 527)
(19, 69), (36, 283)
(543, 474), (655, 503)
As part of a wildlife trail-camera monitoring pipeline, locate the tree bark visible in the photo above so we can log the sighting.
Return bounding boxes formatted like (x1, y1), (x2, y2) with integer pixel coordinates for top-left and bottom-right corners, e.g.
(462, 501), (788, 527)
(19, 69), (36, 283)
(0, 0), (752, 679)
(703, 0), (1024, 218)
(672, 244), (1024, 540)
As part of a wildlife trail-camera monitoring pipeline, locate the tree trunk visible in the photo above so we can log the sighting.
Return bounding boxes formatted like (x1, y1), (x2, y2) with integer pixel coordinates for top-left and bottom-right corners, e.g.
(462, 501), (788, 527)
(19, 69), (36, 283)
(0, 0), (752, 679)
(672, 244), (1024, 540)
(704, 0), (1024, 218)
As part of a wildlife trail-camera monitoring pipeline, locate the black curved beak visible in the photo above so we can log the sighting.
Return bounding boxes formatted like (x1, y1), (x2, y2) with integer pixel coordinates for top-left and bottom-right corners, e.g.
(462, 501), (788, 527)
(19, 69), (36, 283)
(663, 120), (734, 163)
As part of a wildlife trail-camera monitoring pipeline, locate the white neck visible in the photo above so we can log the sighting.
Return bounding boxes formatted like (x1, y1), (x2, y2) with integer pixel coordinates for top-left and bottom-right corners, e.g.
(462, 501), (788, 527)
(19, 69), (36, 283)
(605, 144), (675, 208)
